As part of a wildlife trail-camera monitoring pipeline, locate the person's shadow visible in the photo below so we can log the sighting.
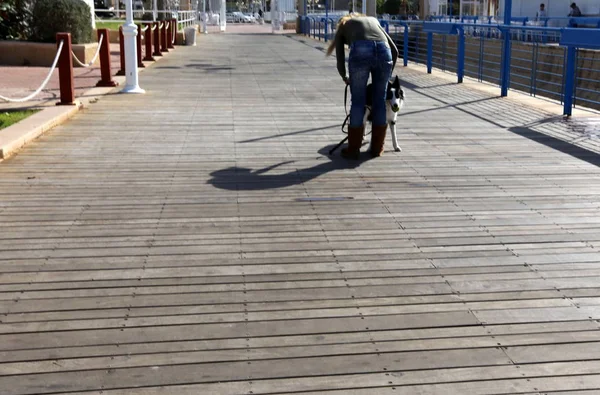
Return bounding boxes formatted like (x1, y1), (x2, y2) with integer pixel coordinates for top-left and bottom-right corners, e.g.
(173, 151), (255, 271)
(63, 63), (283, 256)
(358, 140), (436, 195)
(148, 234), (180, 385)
(208, 145), (370, 191)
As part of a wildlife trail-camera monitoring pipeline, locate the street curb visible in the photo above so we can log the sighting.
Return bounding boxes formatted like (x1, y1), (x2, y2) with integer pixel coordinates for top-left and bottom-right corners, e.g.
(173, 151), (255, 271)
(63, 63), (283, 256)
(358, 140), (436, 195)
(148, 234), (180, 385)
(0, 103), (82, 160)
(0, 46), (175, 162)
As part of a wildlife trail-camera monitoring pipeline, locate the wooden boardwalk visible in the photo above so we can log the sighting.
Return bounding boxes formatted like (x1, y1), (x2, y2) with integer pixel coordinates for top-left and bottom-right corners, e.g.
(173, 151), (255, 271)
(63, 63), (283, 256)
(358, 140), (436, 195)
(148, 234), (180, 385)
(1, 30), (600, 394)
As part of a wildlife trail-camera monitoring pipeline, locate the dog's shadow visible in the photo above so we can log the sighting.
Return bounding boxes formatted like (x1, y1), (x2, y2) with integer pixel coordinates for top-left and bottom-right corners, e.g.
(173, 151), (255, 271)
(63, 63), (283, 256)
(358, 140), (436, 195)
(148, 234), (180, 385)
(208, 145), (369, 191)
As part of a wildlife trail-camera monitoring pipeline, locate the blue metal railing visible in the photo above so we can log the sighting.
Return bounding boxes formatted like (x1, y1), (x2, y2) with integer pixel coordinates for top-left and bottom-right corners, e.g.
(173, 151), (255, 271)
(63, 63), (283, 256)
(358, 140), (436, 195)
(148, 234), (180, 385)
(300, 16), (600, 114)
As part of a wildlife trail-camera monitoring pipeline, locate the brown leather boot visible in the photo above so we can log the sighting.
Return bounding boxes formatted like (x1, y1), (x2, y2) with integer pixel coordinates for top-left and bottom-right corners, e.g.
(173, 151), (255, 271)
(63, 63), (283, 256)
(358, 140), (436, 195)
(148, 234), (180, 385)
(370, 124), (387, 157)
(341, 125), (364, 160)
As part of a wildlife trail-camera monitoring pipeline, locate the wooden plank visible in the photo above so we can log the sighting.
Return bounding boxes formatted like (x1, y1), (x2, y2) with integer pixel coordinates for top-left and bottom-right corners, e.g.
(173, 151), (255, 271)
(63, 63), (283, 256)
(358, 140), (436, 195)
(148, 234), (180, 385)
(0, 30), (599, 395)
(0, 348), (512, 395)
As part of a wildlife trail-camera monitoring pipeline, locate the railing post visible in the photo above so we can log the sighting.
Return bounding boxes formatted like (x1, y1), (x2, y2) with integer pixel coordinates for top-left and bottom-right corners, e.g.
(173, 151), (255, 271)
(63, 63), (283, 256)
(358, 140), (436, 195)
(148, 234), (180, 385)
(144, 22), (155, 62)
(500, 0), (513, 96)
(56, 32), (75, 105)
(153, 22), (162, 57)
(136, 23), (145, 68)
(117, 26), (125, 76)
(457, 26), (465, 83)
(402, 23), (408, 66)
(96, 29), (118, 87)
(161, 21), (168, 52)
(167, 19), (174, 49)
(426, 32), (433, 73)
(500, 26), (512, 96)
(323, 18), (328, 42)
(563, 46), (576, 116)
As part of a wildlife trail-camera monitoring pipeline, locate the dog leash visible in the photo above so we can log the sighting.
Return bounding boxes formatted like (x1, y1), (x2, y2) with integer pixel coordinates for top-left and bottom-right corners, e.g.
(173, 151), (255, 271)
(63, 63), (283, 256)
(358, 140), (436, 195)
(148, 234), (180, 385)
(329, 84), (350, 155)
(341, 83), (350, 134)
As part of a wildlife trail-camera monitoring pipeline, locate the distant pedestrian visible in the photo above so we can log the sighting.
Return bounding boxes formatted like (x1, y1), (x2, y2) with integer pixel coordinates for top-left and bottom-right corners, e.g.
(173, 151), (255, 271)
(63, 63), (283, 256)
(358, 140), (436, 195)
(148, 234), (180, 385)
(536, 3), (547, 20)
(568, 2), (582, 17)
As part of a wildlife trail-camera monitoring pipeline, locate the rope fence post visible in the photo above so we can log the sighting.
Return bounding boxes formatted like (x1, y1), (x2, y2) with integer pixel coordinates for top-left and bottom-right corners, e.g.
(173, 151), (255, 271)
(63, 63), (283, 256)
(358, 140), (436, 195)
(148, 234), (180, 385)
(167, 19), (175, 49)
(172, 18), (178, 46)
(161, 22), (168, 53)
(136, 23), (145, 68)
(144, 22), (155, 62)
(153, 22), (162, 57)
(117, 26), (125, 75)
(56, 33), (75, 105)
(96, 29), (118, 87)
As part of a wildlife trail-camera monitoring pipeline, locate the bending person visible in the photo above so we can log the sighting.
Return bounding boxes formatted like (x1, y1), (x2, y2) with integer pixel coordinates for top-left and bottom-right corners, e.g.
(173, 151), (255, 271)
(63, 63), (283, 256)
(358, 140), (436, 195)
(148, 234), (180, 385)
(327, 14), (398, 159)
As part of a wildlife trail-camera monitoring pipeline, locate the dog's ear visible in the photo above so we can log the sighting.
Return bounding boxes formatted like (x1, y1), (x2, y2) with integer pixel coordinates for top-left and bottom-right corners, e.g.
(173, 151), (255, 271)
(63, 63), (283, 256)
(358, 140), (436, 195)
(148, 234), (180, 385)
(392, 75), (401, 90)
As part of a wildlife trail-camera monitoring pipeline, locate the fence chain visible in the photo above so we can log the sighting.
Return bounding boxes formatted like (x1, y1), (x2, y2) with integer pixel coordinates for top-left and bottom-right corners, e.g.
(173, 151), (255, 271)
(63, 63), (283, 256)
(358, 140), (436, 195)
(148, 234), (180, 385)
(0, 40), (65, 103)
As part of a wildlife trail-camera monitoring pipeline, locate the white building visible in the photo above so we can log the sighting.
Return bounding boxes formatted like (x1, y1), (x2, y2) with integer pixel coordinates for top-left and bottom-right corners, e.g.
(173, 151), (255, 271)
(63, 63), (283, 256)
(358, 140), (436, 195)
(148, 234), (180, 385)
(429, 0), (600, 18)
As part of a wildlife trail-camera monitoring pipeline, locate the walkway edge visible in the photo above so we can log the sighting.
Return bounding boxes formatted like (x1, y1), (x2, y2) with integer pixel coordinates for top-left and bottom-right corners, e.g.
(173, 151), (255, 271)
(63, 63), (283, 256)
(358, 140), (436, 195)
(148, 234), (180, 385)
(0, 47), (177, 162)
(0, 103), (83, 160)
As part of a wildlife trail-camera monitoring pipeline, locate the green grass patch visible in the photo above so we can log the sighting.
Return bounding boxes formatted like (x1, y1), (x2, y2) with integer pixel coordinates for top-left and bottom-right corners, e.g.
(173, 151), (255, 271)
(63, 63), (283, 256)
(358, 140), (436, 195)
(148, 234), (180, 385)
(0, 110), (39, 130)
(96, 20), (154, 31)
(96, 20), (125, 31)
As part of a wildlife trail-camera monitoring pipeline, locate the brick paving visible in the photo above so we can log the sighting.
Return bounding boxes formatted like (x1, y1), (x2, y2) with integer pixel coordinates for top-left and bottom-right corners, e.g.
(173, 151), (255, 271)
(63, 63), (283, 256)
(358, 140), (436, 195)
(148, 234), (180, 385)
(0, 43), (124, 110)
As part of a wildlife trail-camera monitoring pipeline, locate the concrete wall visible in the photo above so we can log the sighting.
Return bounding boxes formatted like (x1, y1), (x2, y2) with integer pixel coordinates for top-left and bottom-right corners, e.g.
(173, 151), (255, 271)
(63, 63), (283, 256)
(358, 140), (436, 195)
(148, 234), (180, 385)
(499, 0), (600, 18)
(0, 41), (99, 67)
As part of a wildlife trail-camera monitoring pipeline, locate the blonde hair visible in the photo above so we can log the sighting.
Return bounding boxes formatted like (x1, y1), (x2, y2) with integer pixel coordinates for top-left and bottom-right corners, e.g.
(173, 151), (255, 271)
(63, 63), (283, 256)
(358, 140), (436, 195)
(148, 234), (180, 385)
(326, 13), (365, 56)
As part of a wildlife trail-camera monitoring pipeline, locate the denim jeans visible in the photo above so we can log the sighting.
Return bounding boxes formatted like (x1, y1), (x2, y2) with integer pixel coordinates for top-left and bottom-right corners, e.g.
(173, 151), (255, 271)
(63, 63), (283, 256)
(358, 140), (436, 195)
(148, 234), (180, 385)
(348, 40), (393, 128)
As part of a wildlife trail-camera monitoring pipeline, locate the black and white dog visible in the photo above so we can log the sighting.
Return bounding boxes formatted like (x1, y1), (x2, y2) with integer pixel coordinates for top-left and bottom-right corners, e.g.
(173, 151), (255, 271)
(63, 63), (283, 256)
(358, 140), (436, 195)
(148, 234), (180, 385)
(364, 75), (405, 152)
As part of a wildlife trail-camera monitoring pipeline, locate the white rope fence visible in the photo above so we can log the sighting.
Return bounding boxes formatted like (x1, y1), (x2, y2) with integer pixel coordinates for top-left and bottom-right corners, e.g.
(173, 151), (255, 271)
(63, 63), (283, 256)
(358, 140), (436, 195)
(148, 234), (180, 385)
(0, 40), (65, 103)
(72, 34), (104, 68)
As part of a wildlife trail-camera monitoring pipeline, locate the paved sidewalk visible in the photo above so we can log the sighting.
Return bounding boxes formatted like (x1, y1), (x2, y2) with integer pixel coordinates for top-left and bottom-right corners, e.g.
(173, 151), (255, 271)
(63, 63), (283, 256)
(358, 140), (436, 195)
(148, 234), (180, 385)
(1, 29), (600, 394)
(0, 44), (121, 110)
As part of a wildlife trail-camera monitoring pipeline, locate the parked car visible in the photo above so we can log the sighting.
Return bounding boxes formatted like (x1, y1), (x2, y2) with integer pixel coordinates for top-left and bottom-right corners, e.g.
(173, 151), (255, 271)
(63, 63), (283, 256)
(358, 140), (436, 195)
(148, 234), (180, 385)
(232, 11), (255, 23)
(94, 0), (115, 18)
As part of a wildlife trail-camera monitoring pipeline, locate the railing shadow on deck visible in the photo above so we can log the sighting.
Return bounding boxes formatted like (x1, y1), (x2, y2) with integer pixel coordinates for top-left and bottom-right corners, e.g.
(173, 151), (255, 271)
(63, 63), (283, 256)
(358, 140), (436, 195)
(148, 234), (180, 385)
(400, 78), (600, 166)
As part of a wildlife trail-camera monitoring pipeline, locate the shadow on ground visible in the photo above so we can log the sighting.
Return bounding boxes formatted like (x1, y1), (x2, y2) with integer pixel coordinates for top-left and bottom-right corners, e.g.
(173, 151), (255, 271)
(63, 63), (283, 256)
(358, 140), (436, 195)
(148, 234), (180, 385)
(208, 144), (367, 190)
(509, 125), (600, 167)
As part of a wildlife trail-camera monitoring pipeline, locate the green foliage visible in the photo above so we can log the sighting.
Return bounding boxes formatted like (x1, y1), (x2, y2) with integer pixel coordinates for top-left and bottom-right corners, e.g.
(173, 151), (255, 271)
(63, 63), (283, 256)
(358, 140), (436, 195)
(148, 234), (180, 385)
(0, 0), (33, 40)
(31, 0), (93, 43)
(380, 0), (419, 15)
(0, 110), (39, 130)
(141, 12), (155, 21)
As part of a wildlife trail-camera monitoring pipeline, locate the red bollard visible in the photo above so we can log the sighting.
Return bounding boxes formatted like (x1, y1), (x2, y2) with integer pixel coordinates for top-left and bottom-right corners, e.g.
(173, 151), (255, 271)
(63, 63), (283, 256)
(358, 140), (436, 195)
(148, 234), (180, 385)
(172, 18), (178, 46)
(96, 29), (118, 87)
(160, 21), (169, 53)
(136, 24), (145, 68)
(144, 22), (155, 62)
(56, 33), (75, 105)
(167, 18), (175, 49)
(117, 26), (125, 76)
(153, 21), (162, 57)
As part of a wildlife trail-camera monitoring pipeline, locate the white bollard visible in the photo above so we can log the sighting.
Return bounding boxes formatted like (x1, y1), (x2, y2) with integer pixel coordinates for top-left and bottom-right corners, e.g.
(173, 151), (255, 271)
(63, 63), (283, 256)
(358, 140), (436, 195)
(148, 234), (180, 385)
(122, 0), (145, 94)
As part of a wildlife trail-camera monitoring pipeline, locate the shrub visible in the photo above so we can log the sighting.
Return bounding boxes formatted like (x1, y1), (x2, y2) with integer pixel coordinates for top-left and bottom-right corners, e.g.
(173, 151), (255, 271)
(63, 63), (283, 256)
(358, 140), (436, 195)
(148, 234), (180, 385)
(141, 12), (155, 21)
(30, 0), (93, 44)
(0, 0), (33, 40)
